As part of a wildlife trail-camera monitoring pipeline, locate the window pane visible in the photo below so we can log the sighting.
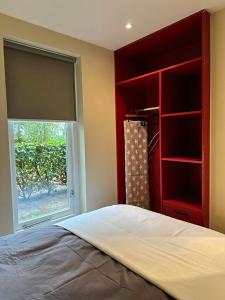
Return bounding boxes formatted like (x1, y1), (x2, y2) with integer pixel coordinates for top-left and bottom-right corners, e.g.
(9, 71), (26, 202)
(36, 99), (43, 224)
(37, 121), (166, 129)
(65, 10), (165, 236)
(12, 121), (72, 224)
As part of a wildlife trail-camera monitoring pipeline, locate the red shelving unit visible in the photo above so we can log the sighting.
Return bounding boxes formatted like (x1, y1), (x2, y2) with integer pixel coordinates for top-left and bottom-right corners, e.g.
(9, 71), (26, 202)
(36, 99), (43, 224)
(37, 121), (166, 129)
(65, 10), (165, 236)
(161, 110), (202, 118)
(114, 10), (210, 226)
(162, 157), (202, 164)
(161, 115), (202, 159)
(163, 199), (202, 211)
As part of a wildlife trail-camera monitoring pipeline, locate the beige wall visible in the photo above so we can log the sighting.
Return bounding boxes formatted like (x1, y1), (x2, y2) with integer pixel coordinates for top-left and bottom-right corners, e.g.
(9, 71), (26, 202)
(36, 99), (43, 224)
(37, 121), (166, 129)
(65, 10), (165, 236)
(211, 8), (225, 233)
(0, 13), (117, 235)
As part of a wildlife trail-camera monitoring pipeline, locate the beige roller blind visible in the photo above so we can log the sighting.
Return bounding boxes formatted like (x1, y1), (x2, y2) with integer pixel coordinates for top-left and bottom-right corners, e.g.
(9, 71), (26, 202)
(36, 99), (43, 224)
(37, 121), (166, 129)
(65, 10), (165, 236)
(4, 40), (77, 121)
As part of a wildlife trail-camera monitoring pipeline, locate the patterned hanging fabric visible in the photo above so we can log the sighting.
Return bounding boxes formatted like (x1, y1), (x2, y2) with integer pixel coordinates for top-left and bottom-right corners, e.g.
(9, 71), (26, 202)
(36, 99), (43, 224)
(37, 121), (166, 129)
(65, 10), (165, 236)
(124, 120), (150, 209)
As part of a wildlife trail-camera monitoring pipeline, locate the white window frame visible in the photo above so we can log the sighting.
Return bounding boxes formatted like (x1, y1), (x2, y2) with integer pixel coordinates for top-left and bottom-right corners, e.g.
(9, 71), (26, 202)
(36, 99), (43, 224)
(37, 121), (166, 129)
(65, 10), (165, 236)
(8, 120), (80, 232)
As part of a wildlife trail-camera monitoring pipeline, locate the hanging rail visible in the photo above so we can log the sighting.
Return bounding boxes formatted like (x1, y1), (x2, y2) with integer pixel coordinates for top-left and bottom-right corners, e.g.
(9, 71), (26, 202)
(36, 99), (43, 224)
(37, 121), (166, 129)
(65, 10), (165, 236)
(135, 106), (159, 113)
(125, 106), (159, 119)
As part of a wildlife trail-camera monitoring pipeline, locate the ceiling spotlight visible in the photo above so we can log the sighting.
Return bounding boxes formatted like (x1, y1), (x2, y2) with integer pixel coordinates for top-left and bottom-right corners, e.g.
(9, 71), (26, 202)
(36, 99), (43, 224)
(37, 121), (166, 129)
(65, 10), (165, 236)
(125, 22), (133, 29)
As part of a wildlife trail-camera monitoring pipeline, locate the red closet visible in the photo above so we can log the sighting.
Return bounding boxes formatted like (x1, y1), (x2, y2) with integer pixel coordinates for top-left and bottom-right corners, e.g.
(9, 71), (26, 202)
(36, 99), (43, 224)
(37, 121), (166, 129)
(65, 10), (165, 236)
(114, 10), (210, 227)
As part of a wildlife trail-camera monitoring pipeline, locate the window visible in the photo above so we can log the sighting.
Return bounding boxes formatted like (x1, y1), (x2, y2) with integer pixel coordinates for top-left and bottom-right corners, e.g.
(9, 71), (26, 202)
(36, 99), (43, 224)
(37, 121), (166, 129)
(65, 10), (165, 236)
(4, 40), (80, 231)
(9, 121), (79, 230)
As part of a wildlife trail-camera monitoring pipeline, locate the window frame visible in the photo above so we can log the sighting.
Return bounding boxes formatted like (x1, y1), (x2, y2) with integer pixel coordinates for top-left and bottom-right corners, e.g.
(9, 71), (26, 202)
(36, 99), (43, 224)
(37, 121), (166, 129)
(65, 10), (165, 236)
(8, 120), (80, 232)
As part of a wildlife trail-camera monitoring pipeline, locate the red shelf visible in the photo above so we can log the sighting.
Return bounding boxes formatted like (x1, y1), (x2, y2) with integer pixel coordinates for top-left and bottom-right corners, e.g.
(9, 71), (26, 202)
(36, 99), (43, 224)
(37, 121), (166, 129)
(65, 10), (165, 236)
(162, 157), (202, 164)
(161, 161), (202, 208)
(116, 57), (202, 87)
(161, 58), (202, 114)
(163, 199), (202, 211)
(161, 117), (202, 158)
(115, 14), (203, 83)
(116, 70), (159, 88)
(161, 57), (202, 75)
(161, 110), (202, 118)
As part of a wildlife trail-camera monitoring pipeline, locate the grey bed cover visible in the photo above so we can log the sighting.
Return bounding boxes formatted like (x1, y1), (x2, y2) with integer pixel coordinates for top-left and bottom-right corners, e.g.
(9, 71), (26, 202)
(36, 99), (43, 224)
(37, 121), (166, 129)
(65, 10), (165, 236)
(0, 225), (174, 300)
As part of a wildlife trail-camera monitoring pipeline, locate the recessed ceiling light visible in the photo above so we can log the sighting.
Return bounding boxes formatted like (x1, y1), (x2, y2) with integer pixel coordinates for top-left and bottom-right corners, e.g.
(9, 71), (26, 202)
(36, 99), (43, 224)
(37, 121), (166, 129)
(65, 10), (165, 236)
(125, 22), (133, 29)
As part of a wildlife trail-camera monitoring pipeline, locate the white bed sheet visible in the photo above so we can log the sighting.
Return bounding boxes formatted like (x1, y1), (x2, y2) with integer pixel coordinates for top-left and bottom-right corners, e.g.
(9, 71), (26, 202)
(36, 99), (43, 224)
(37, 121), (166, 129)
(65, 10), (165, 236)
(57, 205), (225, 300)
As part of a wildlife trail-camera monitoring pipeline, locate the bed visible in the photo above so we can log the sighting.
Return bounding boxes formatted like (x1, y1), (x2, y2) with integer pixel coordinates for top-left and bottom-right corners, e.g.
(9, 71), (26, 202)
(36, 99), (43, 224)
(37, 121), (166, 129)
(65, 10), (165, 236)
(0, 205), (225, 300)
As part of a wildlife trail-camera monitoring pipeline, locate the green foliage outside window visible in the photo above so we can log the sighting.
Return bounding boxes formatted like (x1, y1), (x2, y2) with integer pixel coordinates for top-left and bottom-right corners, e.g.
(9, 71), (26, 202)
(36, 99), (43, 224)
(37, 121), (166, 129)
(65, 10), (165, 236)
(13, 121), (67, 200)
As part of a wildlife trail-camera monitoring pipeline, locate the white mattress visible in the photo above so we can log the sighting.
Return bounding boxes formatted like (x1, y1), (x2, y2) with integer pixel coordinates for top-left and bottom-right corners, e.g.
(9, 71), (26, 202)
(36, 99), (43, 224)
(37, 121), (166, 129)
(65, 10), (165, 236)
(57, 205), (225, 300)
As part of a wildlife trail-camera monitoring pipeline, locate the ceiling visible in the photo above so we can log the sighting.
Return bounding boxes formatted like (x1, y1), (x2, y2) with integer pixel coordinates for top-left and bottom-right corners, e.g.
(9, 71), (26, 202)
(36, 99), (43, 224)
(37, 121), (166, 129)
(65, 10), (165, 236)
(0, 0), (225, 50)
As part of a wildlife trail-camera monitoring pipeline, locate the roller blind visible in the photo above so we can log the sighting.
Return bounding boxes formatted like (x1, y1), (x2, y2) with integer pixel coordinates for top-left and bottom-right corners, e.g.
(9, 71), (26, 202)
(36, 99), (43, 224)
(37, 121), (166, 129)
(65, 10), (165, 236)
(4, 40), (77, 121)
